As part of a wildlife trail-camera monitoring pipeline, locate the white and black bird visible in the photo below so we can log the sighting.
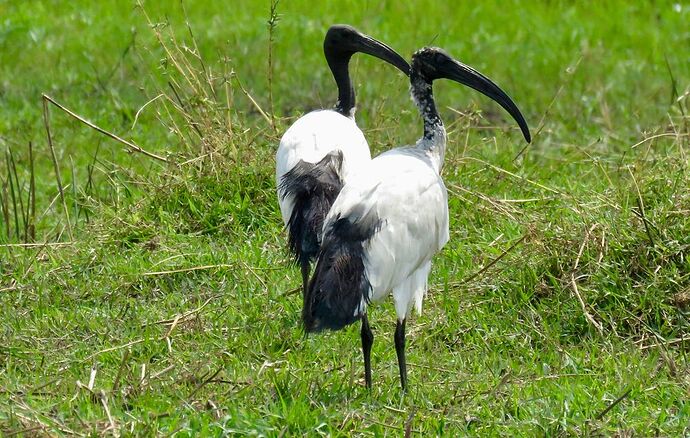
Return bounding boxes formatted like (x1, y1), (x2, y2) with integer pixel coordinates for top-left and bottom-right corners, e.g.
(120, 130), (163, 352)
(303, 47), (531, 390)
(276, 25), (410, 298)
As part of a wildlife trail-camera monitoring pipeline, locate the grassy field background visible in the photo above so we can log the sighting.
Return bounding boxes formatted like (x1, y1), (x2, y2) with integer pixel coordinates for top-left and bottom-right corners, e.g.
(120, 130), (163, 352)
(1, 0), (689, 435)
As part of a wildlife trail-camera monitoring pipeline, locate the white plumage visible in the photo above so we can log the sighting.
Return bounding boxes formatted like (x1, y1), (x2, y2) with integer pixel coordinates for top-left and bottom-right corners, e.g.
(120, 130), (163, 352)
(275, 110), (369, 226)
(303, 47), (531, 391)
(275, 25), (409, 297)
(323, 146), (449, 320)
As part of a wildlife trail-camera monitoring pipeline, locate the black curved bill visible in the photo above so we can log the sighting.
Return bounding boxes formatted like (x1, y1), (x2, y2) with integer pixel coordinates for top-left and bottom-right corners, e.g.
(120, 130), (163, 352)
(354, 34), (411, 76)
(439, 59), (531, 143)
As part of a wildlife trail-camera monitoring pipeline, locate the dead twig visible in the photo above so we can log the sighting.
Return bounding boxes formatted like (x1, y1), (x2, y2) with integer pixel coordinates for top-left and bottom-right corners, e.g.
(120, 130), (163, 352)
(0, 241), (74, 248)
(628, 167), (656, 247)
(84, 338), (149, 361)
(447, 183), (519, 221)
(462, 156), (562, 195)
(187, 366), (224, 400)
(140, 263), (236, 276)
(6, 399), (81, 436)
(42, 97), (73, 240)
(404, 407), (417, 438)
(281, 285), (301, 296)
(571, 224), (604, 335)
(5, 426), (45, 437)
(142, 293), (220, 327)
(234, 76), (272, 126)
(450, 234), (528, 287)
(100, 390), (117, 433)
(639, 338), (687, 351)
(112, 349), (130, 392)
(594, 387), (632, 421)
(241, 261), (269, 292)
(630, 132), (689, 149)
(131, 93), (166, 130)
(267, 0), (280, 132)
(42, 94), (168, 163)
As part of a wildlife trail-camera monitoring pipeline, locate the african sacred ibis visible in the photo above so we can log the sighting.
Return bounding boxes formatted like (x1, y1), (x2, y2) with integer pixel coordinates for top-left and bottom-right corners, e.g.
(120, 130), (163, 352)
(303, 47), (531, 390)
(276, 25), (410, 298)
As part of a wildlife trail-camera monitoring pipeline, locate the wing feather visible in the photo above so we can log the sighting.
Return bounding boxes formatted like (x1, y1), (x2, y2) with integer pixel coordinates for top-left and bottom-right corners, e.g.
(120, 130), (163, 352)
(324, 149), (449, 303)
(276, 110), (370, 224)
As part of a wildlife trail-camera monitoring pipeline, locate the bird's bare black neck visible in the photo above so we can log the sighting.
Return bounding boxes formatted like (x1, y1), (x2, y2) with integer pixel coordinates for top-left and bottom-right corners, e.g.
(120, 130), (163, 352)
(410, 72), (442, 140)
(326, 54), (356, 117)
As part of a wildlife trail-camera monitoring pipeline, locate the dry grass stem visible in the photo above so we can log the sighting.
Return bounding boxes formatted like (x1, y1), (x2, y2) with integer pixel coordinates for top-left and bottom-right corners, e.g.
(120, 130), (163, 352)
(141, 263), (236, 276)
(451, 234), (528, 288)
(42, 94), (168, 163)
(571, 223), (604, 335)
(43, 96), (73, 240)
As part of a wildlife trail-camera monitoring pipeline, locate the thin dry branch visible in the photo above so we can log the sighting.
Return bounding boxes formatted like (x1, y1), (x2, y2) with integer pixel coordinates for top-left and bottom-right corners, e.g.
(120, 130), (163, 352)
(461, 156), (562, 195)
(630, 132), (689, 149)
(267, 0), (280, 132)
(131, 93), (165, 130)
(594, 387), (632, 421)
(42, 97), (73, 240)
(639, 338), (687, 351)
(0, 241), (74, 248)
(627, 167), (656, 247)
(450, 234), (528, 288)
(84, 338), (148, 361)
(112, 349), (130, 392)
(234, 76), (273, 126)
(141, 263), (236, 276)
(447, 183), (520, 221)
(571, 224), (604, 335)
(42, 94), (168, 163)
(142, 293), (221, 327)
(187, 366), (224, 400)
(5, 399), (81, 436)
(100, 390), (117, 433)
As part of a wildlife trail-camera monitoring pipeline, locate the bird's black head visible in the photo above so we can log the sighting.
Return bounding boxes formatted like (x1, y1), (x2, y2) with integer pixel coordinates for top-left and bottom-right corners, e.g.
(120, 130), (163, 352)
(411, 47), (531, 143)
(324, 25), (410, 76)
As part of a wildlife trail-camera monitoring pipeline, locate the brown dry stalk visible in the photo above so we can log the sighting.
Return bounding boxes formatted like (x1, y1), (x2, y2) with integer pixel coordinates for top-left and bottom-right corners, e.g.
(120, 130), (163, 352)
(234, 75), (273, 126)
(594, 387), (632, 421)
(630, 132), (689, 149)
(141, 263), (236, 276)
(450, 234), (528, 288)
(142, 294), (221, 328)
(42, 94), (168, 163)
(42, 97), (73, 240)
(571, 223), (604, 335)
(461, 156), (562, 195)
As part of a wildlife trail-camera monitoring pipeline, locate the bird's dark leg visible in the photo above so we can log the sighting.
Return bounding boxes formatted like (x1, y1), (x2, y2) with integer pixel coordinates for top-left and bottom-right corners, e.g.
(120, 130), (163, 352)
(361, 313), (374, 389)
(394, 318), (407, 391)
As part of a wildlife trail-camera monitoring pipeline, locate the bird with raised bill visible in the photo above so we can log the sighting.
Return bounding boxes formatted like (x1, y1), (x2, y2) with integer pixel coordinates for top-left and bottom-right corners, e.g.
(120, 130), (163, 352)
(303, 47), (531, 390)
(276, 25), (410, 299)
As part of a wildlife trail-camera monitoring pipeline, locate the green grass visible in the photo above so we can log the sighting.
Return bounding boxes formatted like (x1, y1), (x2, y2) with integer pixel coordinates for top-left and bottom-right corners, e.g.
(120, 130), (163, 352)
(1, 0), (689, 435)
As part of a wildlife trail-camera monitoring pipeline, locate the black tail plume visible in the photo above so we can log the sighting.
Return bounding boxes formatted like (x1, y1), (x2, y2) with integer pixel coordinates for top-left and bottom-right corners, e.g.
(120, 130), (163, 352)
(279, 151), (344, 266)
(303, 210), (380, 332)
